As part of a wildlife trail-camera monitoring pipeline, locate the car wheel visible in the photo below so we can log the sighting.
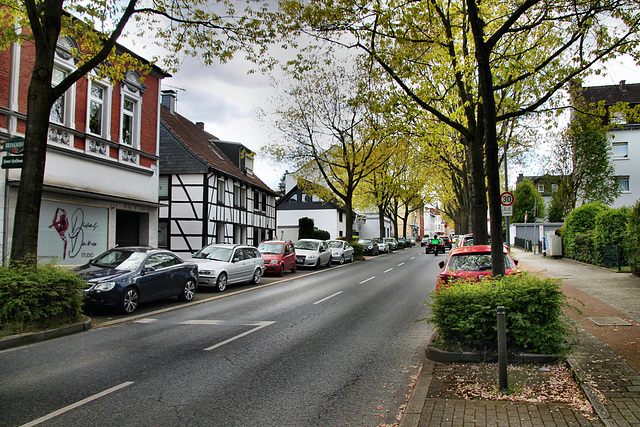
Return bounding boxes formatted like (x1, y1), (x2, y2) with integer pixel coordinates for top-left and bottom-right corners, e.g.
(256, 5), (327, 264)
(278, 264), (285, 277)
(120, 287), (139, 314)
(291, 263), (297, 273)
(251, 268), (262, 284)
(338, 255), (345, 265)
(325, 257), (331, 268)
(315, 259), (321, 270)
(215, 273), (228, 292)
(349, 253), (354, 263)
(178, 278), (196, 302)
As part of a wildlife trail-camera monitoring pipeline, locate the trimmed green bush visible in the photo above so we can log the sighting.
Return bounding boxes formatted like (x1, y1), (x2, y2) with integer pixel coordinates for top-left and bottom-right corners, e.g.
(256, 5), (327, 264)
(628, 200), (640, 276)
(314, 229), (330, 240)
(0, 262), (86, 334)
(428, 272), (569, 355)
(351, 242), (364, 258)
(298, 217), (315, 239)
(563, 202), (608, 259)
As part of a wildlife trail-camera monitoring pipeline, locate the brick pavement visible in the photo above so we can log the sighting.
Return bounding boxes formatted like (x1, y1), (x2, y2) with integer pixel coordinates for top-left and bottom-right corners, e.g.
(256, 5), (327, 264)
(401, 248), (640, 427)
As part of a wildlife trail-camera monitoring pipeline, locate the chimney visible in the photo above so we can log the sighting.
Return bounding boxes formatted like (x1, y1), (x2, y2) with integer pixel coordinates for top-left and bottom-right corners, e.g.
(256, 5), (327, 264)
(196, 122), (205, 130)
(161, 90), (177, 113)
(620, 80), (627, 91)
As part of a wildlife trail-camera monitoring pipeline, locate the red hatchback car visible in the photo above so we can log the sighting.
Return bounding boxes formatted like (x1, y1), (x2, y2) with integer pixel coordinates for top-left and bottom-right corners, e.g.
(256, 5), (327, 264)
(436, 245), (520, 290)
(257, 240), (297, 276)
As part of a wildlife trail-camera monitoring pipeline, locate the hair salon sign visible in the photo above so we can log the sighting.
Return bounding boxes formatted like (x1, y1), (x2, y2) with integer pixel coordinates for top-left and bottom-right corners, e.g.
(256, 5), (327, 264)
(38, 200), (109, 265)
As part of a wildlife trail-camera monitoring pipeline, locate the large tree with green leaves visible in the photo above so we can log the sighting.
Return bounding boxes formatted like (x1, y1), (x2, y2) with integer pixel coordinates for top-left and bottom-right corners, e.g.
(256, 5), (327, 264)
(1, 0), (283, 263)
(550, 100), (621, 216)
(512, 179), (546, 223)
(278, 0), (640, 276)
(263, 58), (397, 241)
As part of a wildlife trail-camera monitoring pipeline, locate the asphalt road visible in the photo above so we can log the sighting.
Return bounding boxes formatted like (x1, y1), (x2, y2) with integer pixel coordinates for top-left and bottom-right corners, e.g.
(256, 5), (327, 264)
(0, 246), (444, 426)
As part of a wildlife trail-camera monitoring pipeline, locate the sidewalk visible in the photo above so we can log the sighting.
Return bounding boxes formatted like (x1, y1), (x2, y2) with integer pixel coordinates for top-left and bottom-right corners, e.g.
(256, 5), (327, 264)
(401, 247), (640, 427)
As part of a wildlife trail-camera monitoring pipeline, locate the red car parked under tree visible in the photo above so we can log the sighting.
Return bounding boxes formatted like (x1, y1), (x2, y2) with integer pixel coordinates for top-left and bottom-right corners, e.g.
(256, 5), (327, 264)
(436, 245), (520, 290)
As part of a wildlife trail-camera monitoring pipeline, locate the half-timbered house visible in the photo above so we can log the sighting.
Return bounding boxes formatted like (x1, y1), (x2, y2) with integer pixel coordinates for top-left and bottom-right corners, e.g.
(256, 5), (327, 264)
(158, 90), (276, 258)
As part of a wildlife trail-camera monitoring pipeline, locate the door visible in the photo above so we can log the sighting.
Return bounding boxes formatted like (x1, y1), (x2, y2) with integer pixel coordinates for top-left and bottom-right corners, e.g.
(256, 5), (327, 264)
(116, 211), (140, 247)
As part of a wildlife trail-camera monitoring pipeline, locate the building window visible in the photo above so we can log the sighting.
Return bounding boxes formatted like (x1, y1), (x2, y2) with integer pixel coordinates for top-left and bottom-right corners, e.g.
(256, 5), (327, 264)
(339, 212), (344, 223)
(240, 187), (246, 208)
(611, 111), (626, 125)
(551, 184), (558, 192)
(88, 81), (110, 137)
(612, 142), (628, 158)
(121, 97), (138, 147)
(217, 180), (225, 203)
(254, 190), (260, 211)
(234, 185), (240, 206)
(159, 176), (169, 199)
(289, 194), (298, 202)
(616, 176), (630, 192)
(262, 193), (267, 212)
(537, 184), (544, 193)
(50, 67), (68, 124)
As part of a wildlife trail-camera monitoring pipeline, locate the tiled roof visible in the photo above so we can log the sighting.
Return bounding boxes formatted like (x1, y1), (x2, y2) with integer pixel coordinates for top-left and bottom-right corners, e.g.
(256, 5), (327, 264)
(160, 105), (275, 194)
(577, 81), (640, 106)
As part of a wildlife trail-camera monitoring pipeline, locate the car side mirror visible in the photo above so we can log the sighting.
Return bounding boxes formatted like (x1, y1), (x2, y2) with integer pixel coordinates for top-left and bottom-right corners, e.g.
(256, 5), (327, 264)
(514, 259), (519, 266)
(143, 266), (155, 274)
(233, 257), (240, 263)
(438, 261), (445, 269)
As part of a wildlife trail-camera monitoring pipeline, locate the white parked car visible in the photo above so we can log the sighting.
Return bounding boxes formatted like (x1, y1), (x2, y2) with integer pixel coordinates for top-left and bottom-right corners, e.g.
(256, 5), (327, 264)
(327, 240), (355, 264)
(374, 237), (389, 254)
(190, 244), (264, 292)
(294, 239), (332, 269)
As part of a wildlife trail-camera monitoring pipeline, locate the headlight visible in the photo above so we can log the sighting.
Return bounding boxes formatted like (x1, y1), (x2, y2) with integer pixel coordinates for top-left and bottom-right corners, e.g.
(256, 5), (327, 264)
(93, 282), (116, 291)
(200, 270), (215, 276)
(269, 260), (278, 265)
(307, 254), (317, 259)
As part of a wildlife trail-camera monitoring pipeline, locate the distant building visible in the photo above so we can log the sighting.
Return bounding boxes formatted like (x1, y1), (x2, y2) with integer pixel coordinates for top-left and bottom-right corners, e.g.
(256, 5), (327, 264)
(515, 174), (563, 220)
(576, 80), (640, 208)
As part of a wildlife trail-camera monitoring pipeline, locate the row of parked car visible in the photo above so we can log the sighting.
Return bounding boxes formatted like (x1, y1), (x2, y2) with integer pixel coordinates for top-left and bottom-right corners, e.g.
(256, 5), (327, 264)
(77, 238), (357, 315)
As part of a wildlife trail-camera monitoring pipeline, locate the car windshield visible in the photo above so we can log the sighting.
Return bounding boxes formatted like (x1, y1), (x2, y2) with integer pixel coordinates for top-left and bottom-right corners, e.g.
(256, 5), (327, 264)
(295, 241), (319, 250)
(193, 246), (233, 262)
(359, 239), (372, 245)
(91, 250), (147, 270)
(328, 241), (343, 249)
(448, 253), (514, 271)
(258, 243), (284, 255)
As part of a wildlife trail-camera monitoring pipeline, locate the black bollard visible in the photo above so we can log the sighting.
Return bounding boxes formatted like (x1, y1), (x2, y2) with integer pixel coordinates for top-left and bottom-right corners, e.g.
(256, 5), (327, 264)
(497, 306), (508, 391)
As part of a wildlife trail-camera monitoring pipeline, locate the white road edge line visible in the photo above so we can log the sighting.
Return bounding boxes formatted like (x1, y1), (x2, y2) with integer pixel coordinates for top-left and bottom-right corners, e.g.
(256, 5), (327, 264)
(397, 262), (405, 266)
(359, 276), (375, 284)
(20, 382), (134, 427)
(383, 268), (394, 273)
(204, 321), (276, 351)
(313, 291), (343, 305)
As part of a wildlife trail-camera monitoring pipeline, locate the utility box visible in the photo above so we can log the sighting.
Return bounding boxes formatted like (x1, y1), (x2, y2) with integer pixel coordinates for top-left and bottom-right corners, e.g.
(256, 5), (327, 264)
(547, 235), (563, 258)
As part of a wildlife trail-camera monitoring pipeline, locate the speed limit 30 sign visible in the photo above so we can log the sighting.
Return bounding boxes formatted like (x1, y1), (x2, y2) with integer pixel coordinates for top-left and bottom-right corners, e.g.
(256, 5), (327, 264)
(500, 191), (514, 206)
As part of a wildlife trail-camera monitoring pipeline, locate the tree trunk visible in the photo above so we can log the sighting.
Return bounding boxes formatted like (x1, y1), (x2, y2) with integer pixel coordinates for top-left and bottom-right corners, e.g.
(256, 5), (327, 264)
(467, 0), (505, 276)
(10, 12), (60, 263)
(377, 203), (385, 237)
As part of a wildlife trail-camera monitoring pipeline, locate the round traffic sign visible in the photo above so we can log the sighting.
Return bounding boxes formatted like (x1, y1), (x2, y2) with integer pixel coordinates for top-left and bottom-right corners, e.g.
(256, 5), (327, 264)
(500, 191), (514, 206)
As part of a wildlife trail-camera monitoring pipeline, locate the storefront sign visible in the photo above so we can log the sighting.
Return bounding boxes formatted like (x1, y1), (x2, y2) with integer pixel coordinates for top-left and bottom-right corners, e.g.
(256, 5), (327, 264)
(38, 200), (109, 265)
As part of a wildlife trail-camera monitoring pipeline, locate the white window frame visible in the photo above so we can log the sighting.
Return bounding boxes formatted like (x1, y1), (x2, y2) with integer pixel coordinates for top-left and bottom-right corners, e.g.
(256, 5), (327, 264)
(537, 184), (544, 193)
(86, 77), (112, 139)
(50, 65), (76, 128)
(612, 142), (628, 158)
(616, 176), (630, 193)
(119, 70), (143, 149)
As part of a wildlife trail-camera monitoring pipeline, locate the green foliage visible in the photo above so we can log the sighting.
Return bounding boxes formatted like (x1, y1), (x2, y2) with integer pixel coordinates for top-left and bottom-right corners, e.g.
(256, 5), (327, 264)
(351, 242), (364, 258)
(595, 207), (630, 248)
(428, 272), (570, 355)
(298, 217), (315, 239)
(512, 179), (545, 223)
(314, 229), (330, 240)
(0, 262), (86, 333)
(628, 200), (640, 276)
(563, 202), (608, 259)
(548, 191), (565, 222)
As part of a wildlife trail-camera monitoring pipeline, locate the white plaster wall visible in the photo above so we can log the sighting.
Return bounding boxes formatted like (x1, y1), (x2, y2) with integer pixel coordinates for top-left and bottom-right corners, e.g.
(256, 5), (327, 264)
(611, 127), (640, 208)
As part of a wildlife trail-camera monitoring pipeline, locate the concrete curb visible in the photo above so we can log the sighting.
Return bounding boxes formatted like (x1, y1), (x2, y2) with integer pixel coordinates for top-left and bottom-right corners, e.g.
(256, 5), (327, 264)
(0, 317), (92, 351)
(566, 355), (616, 427)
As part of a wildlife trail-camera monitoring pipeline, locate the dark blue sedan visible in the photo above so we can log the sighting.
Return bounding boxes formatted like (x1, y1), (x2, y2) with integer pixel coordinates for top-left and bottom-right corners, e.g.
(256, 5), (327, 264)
(77, 247), (198, 314)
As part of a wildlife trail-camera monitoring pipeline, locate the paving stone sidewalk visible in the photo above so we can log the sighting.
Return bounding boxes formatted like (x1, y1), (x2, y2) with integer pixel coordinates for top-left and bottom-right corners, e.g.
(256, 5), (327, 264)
(400, 248), (640, 427)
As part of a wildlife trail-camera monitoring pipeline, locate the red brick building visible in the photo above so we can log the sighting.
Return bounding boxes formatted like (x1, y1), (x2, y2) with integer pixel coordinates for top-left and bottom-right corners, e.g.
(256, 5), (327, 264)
(0, 35), (169, 265)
